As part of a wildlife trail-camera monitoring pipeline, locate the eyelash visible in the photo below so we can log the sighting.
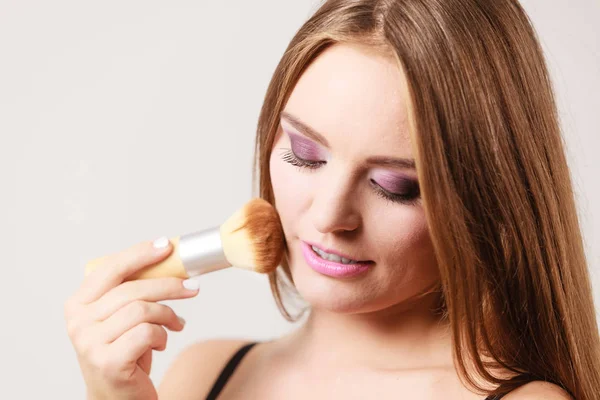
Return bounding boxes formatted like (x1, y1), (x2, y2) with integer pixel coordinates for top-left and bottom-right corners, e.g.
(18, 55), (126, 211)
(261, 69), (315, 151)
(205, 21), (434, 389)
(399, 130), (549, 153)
(280, 148), (324, 170)
(279, 149), (420, 206)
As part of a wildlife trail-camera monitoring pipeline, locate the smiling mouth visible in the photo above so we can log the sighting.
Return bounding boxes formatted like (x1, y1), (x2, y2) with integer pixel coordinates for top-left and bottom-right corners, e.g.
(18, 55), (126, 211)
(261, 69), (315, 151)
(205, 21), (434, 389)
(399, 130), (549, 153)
(301, 241), (373, 278)
(309, 244), (373, 265)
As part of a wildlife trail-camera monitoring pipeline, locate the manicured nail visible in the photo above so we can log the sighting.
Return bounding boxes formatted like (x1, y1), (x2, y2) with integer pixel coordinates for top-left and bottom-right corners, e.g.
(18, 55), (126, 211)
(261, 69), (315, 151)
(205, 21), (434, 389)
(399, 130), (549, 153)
(183, 278), (201, 290)
(177, 316), (186, 325)
(152, 236), (169, 249)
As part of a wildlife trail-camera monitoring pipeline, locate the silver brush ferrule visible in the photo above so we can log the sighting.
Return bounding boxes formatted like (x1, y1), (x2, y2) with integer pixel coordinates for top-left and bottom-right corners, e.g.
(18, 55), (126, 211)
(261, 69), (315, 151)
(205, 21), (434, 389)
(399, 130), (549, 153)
(178, 226), (231, 277)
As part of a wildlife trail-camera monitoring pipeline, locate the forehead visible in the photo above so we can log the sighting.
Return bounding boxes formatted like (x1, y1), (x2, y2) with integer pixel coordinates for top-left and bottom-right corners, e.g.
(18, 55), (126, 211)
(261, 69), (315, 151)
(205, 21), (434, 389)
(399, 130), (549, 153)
(283, 42), (413, 159)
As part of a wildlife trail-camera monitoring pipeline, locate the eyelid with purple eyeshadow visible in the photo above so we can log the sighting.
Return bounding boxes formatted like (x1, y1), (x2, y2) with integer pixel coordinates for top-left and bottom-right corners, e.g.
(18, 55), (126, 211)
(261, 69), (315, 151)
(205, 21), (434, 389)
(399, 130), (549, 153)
(282, 125), (418, 193)
(285, 129), (328, 161)
(371, 169), (419, 194)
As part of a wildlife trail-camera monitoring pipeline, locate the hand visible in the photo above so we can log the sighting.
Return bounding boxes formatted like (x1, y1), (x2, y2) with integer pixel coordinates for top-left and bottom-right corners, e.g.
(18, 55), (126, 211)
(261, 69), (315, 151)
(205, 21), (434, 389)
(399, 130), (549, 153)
(64, 238), (200, 400)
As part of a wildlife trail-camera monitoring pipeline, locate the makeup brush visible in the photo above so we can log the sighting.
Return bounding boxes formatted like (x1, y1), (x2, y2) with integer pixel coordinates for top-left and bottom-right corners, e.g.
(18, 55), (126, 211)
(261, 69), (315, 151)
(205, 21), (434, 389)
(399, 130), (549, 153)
(84, 198), (285, 280)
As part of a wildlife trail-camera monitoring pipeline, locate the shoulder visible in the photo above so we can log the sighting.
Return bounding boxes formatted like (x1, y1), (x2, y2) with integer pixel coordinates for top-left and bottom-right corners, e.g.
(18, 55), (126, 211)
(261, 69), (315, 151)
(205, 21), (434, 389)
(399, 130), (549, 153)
(157, 339), (251, 400)
(504, 381), (574, 400)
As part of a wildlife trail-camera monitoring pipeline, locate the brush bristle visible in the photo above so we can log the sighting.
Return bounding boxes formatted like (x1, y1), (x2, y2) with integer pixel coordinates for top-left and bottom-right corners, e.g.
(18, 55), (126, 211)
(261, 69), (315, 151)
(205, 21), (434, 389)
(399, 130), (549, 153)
(219, 198), (284, 273)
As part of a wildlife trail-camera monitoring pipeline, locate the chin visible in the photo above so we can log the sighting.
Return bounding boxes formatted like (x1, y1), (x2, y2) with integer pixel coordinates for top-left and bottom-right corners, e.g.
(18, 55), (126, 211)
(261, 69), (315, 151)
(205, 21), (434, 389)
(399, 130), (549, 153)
(289, 262), (388, 314)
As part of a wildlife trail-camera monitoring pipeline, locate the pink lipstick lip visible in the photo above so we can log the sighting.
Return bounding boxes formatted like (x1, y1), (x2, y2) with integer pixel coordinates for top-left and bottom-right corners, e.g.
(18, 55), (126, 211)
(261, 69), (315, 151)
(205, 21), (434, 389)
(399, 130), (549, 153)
(303, 240), (372, 263)
(300, 241), (373, 278)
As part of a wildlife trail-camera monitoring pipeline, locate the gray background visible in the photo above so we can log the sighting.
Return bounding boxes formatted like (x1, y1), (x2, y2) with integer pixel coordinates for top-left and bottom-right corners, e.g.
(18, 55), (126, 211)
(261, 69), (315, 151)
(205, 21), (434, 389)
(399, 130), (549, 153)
(0, 1), (597, 398)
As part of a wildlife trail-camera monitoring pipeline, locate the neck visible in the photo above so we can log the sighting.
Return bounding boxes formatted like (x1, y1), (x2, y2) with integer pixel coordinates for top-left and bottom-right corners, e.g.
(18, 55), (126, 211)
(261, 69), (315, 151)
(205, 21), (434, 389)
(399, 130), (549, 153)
(288, 291), (453, 372)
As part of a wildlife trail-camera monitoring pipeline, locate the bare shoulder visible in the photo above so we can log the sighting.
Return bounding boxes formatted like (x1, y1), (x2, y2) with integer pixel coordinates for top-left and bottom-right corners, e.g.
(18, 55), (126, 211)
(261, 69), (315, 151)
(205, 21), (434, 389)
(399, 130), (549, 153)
(156, 339), (251, 400)
(504, 381), (573, 400)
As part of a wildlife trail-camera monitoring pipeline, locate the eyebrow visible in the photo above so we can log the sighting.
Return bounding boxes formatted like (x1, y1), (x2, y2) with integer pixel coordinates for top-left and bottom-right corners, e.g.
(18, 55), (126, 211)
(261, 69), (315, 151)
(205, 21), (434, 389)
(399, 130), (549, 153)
(279, 110), (416, 170)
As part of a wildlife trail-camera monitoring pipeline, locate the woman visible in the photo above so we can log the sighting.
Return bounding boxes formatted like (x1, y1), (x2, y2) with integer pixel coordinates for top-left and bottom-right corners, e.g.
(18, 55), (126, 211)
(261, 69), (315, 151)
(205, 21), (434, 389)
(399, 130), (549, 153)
(65, 0), (600, 399)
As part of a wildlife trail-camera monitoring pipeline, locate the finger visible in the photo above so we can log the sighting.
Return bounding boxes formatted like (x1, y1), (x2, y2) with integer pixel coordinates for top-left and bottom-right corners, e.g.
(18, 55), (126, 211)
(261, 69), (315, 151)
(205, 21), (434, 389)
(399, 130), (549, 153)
(99, 301), (184, 344)
(88, 277), (199, 322)
(108, 323), (168, 368)
(74, 239), (173, 305)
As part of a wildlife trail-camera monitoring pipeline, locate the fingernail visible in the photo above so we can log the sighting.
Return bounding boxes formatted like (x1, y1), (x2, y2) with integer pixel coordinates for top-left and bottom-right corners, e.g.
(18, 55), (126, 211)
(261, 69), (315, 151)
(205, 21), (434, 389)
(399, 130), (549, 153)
(183, 278), (201, 290)
(177, 315), (186, 325)
(152, 236), (169, 249)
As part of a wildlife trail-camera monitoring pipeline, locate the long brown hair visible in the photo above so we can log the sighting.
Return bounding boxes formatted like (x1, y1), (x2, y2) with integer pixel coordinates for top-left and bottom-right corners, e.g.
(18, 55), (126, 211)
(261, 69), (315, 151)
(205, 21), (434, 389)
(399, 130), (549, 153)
(251, 0), (600, 398)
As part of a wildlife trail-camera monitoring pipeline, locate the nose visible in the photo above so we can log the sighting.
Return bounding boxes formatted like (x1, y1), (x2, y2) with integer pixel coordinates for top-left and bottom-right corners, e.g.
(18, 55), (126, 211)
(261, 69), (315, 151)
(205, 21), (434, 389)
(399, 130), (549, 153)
(310, 170), (362, 234)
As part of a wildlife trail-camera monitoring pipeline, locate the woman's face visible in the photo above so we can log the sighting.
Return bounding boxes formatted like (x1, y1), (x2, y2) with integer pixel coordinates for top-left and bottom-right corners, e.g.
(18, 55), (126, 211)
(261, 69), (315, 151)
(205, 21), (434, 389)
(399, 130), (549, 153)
(269, 42), (439, 314)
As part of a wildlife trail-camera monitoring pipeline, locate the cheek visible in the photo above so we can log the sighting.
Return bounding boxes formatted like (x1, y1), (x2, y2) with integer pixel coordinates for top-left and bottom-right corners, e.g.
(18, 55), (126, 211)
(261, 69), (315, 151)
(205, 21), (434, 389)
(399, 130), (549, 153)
(373, 210), (437, 278)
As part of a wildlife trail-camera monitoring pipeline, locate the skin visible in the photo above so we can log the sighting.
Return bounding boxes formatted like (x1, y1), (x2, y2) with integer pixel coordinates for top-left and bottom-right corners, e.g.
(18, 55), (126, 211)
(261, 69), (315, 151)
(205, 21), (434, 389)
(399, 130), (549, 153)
(155, 42), (573, 400)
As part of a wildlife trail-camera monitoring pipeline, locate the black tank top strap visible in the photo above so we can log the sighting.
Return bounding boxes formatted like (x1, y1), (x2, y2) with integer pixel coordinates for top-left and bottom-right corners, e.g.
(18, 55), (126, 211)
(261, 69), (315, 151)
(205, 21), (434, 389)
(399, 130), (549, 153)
(205, 342), (258, 400)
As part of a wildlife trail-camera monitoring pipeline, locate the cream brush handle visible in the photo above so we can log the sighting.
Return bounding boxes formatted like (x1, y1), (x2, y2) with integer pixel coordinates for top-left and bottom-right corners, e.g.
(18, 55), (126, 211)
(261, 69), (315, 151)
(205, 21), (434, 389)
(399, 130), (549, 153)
(84, 227), (231, 280)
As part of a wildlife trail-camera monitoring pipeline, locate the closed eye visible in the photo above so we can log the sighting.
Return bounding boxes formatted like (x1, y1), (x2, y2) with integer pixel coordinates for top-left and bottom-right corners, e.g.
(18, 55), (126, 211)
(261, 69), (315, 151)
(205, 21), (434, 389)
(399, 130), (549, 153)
(279, 148), (324, 170)
(279, 148), (420, 205)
